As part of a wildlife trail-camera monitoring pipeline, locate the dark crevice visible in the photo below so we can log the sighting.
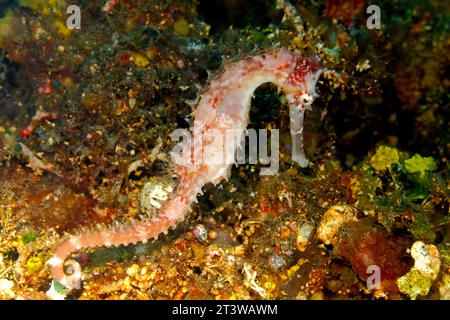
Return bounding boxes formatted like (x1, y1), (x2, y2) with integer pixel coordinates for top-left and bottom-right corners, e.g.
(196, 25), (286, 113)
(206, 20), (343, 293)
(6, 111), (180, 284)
(197, 0), (272, 33)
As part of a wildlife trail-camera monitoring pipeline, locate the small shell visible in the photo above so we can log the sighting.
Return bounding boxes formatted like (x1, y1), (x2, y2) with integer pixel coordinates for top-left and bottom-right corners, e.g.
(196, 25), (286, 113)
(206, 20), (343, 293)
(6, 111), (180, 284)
(193, 224), (208, 242)
(296, 220), (315, 252)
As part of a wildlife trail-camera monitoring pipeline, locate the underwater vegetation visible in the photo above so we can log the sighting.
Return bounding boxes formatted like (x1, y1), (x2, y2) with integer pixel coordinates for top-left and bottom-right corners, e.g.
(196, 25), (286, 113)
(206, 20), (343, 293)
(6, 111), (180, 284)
(0, 0), (448, 300)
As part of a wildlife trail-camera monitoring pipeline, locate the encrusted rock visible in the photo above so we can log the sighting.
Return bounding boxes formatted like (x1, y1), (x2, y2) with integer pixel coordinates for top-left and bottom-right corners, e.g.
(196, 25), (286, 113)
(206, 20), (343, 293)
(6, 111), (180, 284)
(439, 272), (450, 300)
(334, 218), (410, 293)
(317, 205), (358, 245)
(268, 254), (287, 271)
(396, 241), (441, 299)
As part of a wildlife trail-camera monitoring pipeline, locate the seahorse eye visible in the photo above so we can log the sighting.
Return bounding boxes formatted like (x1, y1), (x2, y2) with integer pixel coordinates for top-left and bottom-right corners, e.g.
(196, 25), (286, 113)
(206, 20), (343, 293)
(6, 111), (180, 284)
(300, 93), (313, 105)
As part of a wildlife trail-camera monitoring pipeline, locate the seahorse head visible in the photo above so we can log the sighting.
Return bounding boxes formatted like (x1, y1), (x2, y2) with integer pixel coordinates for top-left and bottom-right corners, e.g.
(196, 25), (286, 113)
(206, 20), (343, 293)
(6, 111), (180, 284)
(283, 55), (323, 111)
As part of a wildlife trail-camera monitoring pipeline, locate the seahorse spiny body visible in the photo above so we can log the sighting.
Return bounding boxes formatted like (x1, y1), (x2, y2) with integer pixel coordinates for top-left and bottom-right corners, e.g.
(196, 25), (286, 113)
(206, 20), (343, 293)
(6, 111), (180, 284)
(48, 48), (323, 289)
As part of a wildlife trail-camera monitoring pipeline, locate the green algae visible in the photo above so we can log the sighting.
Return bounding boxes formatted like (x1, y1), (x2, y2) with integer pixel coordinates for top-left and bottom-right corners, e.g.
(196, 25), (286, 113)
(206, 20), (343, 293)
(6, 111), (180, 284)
(404, 154), (437, 178)
(397, 268), (432, 300)
(26, 254), (44, 274)
(173, 19), (190, 36)
(370, 146), (400, 172)
(89, 246), (134, 267)
(21, 230), (38, 244)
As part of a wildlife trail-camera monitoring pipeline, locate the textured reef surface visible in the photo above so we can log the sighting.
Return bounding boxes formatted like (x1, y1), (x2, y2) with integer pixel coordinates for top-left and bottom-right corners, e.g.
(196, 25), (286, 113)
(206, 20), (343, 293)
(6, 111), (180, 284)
(0, 0), (448, 300)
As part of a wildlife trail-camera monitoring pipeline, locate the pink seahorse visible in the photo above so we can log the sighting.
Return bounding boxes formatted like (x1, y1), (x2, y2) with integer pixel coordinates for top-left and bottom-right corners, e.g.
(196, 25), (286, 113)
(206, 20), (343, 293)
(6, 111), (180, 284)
(47, 48), (323, 289)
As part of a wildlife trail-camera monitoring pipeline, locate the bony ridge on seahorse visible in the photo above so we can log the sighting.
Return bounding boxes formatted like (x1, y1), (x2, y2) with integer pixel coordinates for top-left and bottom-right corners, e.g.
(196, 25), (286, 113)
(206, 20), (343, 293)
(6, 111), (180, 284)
(47, 47), (324, 290)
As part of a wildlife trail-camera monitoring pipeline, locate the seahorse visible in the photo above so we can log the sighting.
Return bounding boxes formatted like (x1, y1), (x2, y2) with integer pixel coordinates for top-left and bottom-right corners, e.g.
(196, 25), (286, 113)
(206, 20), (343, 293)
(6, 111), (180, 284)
(47, 48), (323, 289)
